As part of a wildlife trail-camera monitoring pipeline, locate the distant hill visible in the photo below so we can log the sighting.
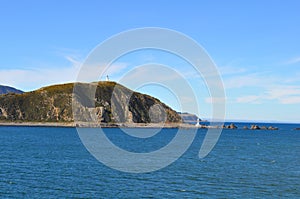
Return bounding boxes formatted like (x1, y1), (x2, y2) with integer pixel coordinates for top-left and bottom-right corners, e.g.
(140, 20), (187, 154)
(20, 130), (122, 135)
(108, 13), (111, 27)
(0, 85), (23, 95)
(0, 82), (181, 123)
(178, 112), (199, 124)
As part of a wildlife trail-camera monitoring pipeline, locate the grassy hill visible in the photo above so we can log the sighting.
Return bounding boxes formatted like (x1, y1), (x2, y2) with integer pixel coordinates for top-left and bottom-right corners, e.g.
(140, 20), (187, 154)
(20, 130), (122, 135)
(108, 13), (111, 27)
(0, 82), (181, 124)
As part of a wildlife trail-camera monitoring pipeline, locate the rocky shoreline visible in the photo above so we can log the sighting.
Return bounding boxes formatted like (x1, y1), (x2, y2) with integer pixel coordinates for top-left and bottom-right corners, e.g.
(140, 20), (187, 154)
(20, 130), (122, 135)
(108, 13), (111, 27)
(0, 122), (75, 127)
(0, 122), (283, 130)
(200, 123), (279, 130)
(0, 122), (190, 128)
(243, 124), (278, 130)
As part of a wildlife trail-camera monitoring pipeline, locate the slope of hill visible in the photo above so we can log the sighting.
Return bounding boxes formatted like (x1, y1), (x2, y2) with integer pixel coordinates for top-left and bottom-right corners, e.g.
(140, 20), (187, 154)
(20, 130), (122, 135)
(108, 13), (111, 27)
(0, 82), (181, 124)
(0, 85), (23, 95)
(178, 112), (199, 124)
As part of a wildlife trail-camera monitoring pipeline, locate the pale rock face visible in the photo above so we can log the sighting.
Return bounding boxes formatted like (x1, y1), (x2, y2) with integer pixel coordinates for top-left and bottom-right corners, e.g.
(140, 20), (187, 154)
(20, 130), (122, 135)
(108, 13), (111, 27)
(0, 107), (7, 118)
(149, 104), (166, 123)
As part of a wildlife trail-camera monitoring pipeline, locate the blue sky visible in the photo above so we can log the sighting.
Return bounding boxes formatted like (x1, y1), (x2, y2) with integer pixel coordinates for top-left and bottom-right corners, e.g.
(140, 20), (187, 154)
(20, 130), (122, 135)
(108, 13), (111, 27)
(0, 0), (300, 122)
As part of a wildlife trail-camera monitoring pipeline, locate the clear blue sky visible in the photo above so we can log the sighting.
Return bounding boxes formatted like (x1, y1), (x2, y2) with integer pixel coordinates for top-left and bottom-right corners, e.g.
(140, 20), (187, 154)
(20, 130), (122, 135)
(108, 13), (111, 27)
(0, 0), (300, 122)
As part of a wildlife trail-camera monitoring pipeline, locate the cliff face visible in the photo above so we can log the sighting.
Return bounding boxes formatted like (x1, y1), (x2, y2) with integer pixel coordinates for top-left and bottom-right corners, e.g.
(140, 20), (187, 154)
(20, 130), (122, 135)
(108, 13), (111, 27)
(0, 85), (23, 95)
(0, 82), (181, 123)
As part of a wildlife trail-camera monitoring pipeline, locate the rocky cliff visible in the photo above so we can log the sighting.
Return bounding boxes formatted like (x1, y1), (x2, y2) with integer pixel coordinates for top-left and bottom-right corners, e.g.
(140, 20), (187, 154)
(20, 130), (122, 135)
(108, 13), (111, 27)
(0, 82), (181, 123)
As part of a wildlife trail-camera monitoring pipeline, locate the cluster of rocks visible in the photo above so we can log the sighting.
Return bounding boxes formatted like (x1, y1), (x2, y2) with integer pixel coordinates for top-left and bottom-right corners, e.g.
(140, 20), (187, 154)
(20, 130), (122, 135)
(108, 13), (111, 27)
(222, 123), (238, 129)
(198, 123), (279, 130)
(243, 125), (278, 130)
(218, 123), (279, 130)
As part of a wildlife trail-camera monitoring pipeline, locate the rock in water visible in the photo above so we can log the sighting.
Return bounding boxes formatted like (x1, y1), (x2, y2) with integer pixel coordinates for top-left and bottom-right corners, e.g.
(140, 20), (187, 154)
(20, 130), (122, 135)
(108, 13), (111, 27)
(250, 125), (260, 130)
(260, 126), (267, 130)
(228, 123), (238, 129)
(268, 126), (278, 130)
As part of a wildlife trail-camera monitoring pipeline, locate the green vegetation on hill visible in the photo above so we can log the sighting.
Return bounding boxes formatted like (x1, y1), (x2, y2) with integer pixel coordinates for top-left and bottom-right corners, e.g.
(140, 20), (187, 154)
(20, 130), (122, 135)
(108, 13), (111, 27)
(0, 82), (181, 123)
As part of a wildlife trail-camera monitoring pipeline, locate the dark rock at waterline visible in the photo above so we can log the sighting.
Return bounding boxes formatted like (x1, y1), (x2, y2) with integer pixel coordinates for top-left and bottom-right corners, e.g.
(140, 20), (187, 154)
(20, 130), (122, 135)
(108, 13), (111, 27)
(250, 125), (260, 130)
(248, 125), (278, 130)
(211, 123), (279, 131)
(222, 123), (238, 129)
(228, 123), (237, 129)
(268, 126), (278, 130)
(260, 126), (267, 130)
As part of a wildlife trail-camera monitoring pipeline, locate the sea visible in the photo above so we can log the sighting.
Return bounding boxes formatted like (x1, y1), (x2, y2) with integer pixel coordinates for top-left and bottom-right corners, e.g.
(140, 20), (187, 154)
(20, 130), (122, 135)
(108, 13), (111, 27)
(0, 123), (299, 198)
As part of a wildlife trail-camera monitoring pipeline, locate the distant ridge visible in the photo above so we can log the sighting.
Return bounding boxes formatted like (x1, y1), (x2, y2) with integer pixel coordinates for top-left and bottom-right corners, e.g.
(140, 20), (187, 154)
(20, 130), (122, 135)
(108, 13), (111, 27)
(0, 85), (23, 95)
(178, 112), (199, 124)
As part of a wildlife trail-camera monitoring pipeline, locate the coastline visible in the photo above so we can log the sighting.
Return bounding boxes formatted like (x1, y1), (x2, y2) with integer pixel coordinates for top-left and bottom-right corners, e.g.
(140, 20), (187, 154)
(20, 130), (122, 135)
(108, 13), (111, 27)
(0, 122), (286, 130)
(0, 122), (75, 128)
(0, 122), (196, 128)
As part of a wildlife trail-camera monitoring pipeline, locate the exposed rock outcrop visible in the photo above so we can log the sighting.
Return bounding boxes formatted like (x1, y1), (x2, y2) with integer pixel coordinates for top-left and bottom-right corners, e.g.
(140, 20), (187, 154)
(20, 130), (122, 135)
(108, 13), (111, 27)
(268, 126), (278, 130)
(250, 125), (260, 130)
(260, 126), (267, 130)
(228, 123), (237, 129)
(222, 123), (238, 129)
(249, 124), (278, 130)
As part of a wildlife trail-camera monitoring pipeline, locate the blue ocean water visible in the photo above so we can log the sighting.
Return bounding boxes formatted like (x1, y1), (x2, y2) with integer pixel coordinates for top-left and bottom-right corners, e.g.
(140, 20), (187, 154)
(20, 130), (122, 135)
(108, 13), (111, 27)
(0, 123), (299, 198)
